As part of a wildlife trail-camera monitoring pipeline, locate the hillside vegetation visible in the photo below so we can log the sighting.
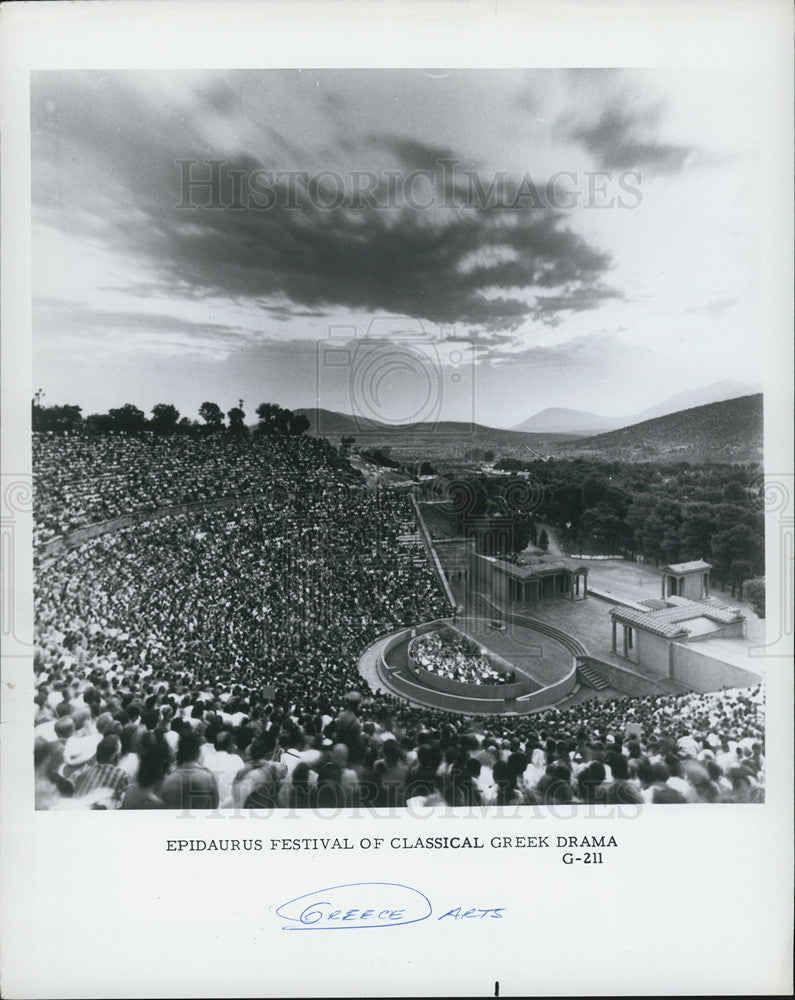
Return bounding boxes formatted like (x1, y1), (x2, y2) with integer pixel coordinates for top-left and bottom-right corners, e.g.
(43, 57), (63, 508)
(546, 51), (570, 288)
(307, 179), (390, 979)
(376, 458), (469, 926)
(557, 394), (763, 464)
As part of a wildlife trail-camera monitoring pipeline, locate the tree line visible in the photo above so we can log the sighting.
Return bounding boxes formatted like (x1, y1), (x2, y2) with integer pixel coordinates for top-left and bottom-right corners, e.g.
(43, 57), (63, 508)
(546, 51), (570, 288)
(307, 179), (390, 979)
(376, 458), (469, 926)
(31, 400), (311, 438)
(427, 457), (764, 603)
(492, 457), (764, 600)
(426, 475), (538, 558)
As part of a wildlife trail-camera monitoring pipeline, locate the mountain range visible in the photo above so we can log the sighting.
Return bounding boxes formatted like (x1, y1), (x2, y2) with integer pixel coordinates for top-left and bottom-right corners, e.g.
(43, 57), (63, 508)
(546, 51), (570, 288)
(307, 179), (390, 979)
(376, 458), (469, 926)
(557, 392), (763, 464)
(510, 379), (761, 436)
(296, 390), (763, 465)
(294, 408), (576, 448)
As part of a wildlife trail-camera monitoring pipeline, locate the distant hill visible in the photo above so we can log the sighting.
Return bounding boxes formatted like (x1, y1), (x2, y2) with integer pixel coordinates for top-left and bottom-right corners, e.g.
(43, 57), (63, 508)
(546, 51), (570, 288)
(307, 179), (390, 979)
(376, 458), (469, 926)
(295, 407), (578, 457)
(294, 408), (386, 434)
(512, 407), (614, 435)
(632, 379), (761, 424)
(557, 393), (763, 463)
(297, 396), (764, 464)
(512, 379), (761, 436)
(385, 421), (577, 449)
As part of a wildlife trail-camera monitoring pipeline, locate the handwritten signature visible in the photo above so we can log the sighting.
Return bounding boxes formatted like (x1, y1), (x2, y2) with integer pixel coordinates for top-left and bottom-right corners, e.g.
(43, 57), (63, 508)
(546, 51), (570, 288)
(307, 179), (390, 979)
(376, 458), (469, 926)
(276, 882), (505, 930)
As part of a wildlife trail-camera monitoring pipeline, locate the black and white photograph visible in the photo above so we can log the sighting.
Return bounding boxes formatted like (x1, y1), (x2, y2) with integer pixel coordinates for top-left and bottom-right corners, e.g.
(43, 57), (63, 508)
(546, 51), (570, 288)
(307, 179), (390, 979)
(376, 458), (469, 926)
(27, 64), (774, 811)
(1, 2), (792, 997)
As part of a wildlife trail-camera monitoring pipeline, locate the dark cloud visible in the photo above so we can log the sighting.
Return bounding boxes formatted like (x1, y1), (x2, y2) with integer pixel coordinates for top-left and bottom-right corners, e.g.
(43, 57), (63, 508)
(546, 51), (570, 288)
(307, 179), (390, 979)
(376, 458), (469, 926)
(139, 191), (613, 331)
(478, 331), (636, 366)
(533, 284), (623, 316)
(262, 303), (329, 323)
(570, 103), (693, 173)
(369, 133), (459, 172)
(201, 79), (238, 116)
(33, 298), (256, 350)
(265, 126), (310, 164)
(32, 71), (620, 337)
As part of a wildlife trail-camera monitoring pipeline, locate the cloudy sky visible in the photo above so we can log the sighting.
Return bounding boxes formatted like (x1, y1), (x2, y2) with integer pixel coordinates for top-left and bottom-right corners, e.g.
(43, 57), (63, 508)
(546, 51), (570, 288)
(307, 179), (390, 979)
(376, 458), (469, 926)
(31, 68), (763, 427)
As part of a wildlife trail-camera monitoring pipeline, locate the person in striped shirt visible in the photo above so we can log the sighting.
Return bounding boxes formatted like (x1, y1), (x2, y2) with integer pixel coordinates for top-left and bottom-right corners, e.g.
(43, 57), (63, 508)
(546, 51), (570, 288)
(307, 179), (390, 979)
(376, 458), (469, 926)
(73, 735), (130, 806)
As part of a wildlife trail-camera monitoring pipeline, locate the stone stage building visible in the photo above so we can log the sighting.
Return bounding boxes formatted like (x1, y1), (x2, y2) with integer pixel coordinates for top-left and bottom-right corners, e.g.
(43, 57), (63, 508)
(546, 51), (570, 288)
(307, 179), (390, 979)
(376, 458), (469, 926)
(468, 552), (762, 695)
(659, 559), (712, 600)
(609, 560), (762, 692)
(471, 552), (589, 606)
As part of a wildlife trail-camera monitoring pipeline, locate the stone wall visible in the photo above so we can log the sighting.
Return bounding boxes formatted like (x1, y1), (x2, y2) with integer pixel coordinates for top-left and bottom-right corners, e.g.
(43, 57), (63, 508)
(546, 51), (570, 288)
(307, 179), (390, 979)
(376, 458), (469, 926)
(406, 645), (533, 700)
(671, 643), (762, 692)
(512, 664), (578, 711)
(377, 620), (578, 716)
(409, 495), (456, 610)
(636, 630), (670, 677)
(579, 655), (670, 697)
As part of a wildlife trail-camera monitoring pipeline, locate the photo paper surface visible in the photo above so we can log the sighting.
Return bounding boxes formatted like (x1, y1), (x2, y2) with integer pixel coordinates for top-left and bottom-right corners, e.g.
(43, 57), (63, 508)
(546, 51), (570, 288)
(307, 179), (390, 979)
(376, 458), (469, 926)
(1, 2), (792, 997)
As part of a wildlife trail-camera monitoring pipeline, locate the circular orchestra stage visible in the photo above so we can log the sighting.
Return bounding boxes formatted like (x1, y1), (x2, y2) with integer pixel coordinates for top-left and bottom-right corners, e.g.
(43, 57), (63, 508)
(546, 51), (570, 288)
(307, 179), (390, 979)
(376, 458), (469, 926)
(360, 615), (587, 716)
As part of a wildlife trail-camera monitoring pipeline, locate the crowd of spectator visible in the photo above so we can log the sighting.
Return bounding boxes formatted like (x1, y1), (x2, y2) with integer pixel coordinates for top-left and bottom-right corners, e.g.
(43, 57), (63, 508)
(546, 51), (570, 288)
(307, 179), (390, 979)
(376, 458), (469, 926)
(33, 431), (350, 546)
(411, 629), (509, 686)
(34, 679), (765, 810)
(33, 431), (765, 809)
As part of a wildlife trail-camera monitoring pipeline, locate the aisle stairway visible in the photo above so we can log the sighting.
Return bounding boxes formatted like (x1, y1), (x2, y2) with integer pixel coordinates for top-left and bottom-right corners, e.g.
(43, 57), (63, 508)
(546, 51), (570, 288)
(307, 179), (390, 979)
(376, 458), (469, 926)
(576, 662), (610, 690)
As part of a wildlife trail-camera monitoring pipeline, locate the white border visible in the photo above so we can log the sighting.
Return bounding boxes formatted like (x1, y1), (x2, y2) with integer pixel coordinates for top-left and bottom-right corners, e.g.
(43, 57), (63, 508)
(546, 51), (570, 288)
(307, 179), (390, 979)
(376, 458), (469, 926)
(1, 3), (792, 997)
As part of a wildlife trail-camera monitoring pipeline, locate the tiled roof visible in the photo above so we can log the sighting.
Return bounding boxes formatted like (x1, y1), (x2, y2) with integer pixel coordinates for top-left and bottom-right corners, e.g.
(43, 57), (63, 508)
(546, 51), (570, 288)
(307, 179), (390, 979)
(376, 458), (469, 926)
(667, 595), (741, 624)
(497, 559), (570, 579)
(609, 606), (690, 638)
(475, 554), (583, 579)
(610, 595), (742, 638)
(662, 560), (712, 574)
